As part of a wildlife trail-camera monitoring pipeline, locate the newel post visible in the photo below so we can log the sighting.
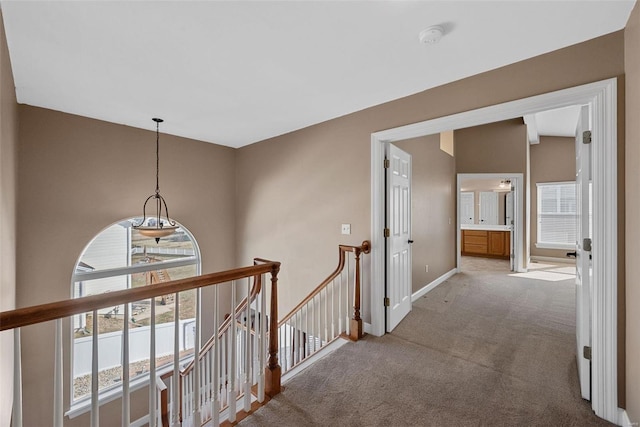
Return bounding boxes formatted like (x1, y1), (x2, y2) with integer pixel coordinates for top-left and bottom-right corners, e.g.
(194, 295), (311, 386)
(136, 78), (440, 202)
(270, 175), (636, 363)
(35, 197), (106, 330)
(265, 262), (282, 397)
(350, 240), (371, 341)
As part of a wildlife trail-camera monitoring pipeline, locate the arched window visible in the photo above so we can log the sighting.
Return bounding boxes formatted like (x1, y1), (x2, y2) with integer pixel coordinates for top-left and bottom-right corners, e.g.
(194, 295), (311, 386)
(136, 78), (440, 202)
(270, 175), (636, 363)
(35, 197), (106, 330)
(70, 218), (200, 404)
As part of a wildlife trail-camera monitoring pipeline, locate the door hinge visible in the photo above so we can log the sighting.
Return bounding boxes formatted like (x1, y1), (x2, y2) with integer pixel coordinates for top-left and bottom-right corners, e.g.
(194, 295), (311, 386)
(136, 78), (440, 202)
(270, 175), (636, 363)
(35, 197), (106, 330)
(583, 238), (592, 252)
(583, 345), (592, 360)
(583, 130), (592, 144)
(384, 228), (390, 238)
(384, 158), (390, 169)
(384, 297), (390, 307)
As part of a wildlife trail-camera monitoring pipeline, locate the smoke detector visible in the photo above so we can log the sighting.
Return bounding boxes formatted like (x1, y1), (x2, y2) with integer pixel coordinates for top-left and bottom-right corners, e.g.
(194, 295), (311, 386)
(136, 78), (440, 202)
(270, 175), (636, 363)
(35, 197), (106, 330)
(419, 25), (444, 44)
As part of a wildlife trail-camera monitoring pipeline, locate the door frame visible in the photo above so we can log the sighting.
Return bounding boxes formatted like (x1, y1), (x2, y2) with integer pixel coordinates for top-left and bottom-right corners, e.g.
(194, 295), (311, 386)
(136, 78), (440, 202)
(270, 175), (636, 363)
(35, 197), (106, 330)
(370, 78), (618, 423)
(456, 173), (524, 273)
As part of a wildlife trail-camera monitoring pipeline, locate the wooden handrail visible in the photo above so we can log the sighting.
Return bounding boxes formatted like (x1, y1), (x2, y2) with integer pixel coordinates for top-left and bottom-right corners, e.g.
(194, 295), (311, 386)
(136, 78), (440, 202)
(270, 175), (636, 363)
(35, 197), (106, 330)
(278, 241), (370, 327)
(0, 263), (278, 331)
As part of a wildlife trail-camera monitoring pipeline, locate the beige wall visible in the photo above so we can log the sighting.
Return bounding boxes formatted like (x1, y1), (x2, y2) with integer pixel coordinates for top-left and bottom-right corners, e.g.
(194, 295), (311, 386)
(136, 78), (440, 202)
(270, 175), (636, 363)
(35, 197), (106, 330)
(529, 136), (576, 259)
(16, 106), (237, 426)
(0, 11), (18, 426)
(625, 2), (640, 423)
(455, 120), (528, 176)
(395, 135), (456, 291)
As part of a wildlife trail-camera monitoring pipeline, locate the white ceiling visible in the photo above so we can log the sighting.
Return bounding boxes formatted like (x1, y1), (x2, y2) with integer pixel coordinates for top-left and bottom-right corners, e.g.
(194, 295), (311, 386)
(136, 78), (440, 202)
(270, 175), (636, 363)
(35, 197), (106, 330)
(1, 1), (635, 148)
(535, 105), (583, 137)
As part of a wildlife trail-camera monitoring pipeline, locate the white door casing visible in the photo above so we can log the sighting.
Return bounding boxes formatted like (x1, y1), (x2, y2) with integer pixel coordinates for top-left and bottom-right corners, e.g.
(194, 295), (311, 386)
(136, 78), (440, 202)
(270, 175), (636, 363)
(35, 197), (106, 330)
(460, 192), (475, 225)
(506, 191), (515, 271)
(575, 105), (592, 400)
(370, 78), (618, 423)
(386, 144), (412, 332)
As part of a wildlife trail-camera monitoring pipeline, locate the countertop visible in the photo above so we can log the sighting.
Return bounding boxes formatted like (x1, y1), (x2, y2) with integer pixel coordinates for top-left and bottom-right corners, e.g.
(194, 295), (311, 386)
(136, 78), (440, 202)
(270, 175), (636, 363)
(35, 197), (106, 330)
(461, 224), (512, 231)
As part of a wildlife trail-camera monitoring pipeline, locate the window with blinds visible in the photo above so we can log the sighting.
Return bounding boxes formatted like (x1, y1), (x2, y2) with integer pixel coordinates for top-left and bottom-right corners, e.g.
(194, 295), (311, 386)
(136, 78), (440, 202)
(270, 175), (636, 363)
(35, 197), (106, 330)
(536, 181), (577, 249)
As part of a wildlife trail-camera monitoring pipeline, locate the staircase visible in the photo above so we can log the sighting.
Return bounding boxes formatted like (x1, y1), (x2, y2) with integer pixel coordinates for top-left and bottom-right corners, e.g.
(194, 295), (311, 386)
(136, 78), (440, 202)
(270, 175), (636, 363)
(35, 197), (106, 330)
(2, 240), (370, 427)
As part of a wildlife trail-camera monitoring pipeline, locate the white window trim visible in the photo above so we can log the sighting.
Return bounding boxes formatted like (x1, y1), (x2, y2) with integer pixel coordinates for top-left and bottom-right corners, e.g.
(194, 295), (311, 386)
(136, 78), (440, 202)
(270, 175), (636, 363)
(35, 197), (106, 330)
(69, 218), (202, 411)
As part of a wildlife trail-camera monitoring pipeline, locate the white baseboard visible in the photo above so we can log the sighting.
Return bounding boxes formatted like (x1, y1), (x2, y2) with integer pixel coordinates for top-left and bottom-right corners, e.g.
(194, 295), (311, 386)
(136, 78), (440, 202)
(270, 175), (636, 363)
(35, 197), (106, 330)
(619, 408), (636, 427)
(530, 255), (575, 265)
(364, 322), (374, 335)
(412, 268), (457, 302)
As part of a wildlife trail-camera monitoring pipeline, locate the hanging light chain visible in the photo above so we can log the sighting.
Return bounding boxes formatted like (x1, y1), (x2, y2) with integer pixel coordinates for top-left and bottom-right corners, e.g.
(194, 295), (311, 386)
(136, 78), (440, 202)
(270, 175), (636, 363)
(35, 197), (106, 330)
(154, 118), (163, 195)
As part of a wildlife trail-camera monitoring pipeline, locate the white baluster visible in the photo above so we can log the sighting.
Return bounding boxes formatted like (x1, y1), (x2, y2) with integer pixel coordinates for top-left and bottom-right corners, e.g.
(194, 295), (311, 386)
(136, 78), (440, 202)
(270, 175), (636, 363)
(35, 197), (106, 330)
(13, 328), (23, 427)
(212, 286), (220, 427)
(338, 273), (343, 334)
(122, 303), (130, 427)
(228, 282), (237, 422)
(91, 310), (99, 427)
(149, 299), (156, 427)
(221, 331), (227, 408)
(277, 324), (282, 373)
(193, 288), (202, 426)
(323, 288), (328, 345)
(171, 293), (180, 427)
(258, 277), (266, 403)
(332, 281), (336, 341)
(304, 304), (308, 358)
(345, 257), (351, 337)
(244, 279), (252, 412)
(54, 319), (63, 427)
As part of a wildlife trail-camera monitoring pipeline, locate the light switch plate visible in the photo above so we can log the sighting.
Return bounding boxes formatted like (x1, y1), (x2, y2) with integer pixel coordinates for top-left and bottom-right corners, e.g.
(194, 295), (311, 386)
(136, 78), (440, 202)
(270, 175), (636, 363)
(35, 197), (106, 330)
(341, 224), (351, 235)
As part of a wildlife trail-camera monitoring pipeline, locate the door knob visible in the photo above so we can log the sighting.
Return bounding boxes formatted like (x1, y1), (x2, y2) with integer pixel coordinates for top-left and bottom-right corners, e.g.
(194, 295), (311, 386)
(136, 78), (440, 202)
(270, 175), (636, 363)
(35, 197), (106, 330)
(566, 251), (577, 258)
(408, 240), (414, 244)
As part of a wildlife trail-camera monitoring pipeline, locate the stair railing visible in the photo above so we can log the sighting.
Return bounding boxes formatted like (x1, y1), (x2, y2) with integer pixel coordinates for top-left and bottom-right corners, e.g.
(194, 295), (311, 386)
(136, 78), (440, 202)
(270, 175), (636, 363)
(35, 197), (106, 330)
(174, 241), (370, 426)
(177, 261), (270, 426)
(0, 259), (281, 427)
(277, 241), (370, 376)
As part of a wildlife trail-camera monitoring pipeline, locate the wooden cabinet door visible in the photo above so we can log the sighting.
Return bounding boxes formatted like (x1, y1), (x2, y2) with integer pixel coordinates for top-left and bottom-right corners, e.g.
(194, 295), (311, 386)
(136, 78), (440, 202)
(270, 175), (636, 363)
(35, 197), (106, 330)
(488, 231), (505, 255)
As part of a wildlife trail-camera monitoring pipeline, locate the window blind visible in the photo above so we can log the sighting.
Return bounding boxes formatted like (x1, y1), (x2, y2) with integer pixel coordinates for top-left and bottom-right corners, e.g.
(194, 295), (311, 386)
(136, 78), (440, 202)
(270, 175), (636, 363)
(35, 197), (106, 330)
(537, 182), (577, 248)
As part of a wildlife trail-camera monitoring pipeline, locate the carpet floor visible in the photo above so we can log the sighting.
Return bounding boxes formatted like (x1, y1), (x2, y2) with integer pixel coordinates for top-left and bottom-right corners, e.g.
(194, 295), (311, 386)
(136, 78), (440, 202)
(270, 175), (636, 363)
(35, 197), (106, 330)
(237, 257), (611, 426)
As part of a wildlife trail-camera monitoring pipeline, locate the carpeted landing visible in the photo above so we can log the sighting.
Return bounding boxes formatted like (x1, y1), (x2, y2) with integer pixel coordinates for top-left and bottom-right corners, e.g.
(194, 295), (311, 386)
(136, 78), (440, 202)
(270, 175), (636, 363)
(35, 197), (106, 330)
(237, 258), (611, 426)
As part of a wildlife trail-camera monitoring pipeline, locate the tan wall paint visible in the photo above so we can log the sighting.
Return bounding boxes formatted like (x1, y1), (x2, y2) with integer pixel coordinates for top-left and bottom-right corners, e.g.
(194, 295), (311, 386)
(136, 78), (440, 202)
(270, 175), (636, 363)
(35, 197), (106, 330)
(0, 11), (18, 426)
(625, 2), (640, 422)
(455, 120), (528, 176)
(529, 136), (576, 259)
(16, 106), (237, 426)
(395, 135), (456, 291)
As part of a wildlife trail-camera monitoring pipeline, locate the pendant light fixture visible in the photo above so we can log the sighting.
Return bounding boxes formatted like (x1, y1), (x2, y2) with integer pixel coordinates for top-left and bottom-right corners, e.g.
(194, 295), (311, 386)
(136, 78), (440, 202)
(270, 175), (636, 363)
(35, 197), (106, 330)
(133, 118), (178, 243)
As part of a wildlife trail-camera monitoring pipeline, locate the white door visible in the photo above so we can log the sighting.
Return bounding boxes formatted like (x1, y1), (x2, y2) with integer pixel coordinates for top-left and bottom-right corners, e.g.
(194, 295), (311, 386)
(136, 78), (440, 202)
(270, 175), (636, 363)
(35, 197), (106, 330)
(460, 192), (475, 225)
(506, 190), (515, 271)
(479, 191), (498, 225)
(575, 105), (592, 400)
(386, 144), (412, 332)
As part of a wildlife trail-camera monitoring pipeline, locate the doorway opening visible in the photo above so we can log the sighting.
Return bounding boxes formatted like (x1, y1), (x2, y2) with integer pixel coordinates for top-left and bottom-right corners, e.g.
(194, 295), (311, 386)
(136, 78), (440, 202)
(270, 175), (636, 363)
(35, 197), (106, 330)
(457, 173), (524, 274)
(369, 78), (618, 423)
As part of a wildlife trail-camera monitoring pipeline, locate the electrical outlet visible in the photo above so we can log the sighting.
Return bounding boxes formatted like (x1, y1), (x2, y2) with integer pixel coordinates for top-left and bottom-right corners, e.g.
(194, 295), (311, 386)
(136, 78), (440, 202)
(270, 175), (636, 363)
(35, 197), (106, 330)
(425, 265), (429, 273)
(341, 224), (351, 235)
